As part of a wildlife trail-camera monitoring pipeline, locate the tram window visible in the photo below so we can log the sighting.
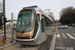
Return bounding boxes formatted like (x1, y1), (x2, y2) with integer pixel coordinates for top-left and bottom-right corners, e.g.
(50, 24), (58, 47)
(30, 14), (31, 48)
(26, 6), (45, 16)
(35, 15), (39, 30)
(37, 14), (40, 21)
(44, 17), (52, 29)
(41, 17), (45, 32)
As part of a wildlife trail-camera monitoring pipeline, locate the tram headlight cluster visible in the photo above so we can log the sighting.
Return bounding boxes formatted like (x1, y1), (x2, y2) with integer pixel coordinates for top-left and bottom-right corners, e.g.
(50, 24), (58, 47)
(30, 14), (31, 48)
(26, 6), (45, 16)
(16, 36), (35, 39)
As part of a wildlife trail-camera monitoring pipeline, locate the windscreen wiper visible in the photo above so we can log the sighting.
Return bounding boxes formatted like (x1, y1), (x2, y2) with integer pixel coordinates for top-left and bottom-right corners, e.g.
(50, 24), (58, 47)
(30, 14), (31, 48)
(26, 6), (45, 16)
(21, 21), (31, 33)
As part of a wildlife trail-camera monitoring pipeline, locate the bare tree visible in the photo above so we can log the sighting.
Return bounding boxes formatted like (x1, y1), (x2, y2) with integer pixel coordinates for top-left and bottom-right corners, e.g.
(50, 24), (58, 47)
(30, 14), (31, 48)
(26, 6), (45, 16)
(60, 6), (74, 18)
(59, 6), (75, 25)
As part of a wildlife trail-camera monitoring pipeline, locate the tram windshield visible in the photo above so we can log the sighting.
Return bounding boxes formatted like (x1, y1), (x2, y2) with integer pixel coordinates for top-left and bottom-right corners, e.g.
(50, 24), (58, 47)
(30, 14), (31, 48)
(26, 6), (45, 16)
(16, 10), (35, 32)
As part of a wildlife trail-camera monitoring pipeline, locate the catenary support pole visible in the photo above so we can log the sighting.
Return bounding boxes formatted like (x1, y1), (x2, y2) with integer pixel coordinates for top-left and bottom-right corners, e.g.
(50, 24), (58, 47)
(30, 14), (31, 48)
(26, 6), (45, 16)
(11, 13), (14, 42)
(3, 0), (6, 41)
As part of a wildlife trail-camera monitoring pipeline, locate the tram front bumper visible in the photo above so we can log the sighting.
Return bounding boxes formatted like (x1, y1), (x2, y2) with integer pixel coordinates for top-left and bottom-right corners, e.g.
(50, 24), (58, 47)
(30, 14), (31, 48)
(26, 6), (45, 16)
(15, 39), (35, 42)
(15, 38), (40, 45)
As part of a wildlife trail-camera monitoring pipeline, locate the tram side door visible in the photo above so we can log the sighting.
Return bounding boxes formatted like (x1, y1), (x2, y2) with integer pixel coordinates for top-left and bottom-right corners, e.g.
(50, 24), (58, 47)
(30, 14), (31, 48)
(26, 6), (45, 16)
(41, 16), (46, 41)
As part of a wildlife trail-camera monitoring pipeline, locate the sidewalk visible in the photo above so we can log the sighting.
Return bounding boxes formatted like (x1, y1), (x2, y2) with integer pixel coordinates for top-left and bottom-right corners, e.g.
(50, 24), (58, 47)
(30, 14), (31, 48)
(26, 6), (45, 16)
(0, 28), (16, 48)
(0, 29), (11, 46)
(0, 39), (12, 46)
(0, 33), (4, 46)
(0, 34), (16, 50)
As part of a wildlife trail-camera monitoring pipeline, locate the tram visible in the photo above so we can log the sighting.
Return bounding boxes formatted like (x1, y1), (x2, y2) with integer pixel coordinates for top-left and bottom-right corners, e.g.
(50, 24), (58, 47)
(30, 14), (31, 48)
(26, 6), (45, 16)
(15, 6), (54, 45)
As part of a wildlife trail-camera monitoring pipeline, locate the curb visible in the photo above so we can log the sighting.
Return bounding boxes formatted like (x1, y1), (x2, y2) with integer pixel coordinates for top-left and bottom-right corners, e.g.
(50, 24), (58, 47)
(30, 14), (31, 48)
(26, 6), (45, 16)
(49, 33), (56, 50)
(0, 41), (16, 49)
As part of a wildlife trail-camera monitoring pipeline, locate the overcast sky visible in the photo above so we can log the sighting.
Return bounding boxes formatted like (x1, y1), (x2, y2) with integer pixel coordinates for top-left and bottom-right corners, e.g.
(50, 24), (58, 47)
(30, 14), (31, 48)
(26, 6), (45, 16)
(0, 0), (75, 20)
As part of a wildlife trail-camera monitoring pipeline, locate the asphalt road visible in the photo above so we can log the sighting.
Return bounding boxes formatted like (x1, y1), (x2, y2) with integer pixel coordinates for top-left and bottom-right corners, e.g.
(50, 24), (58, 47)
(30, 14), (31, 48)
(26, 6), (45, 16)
(54, 27), (75, 50)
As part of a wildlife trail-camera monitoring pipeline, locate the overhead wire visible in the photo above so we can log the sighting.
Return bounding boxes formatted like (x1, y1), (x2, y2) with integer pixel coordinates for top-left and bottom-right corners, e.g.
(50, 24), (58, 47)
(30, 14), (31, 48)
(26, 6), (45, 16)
(42, 0), (48, 8)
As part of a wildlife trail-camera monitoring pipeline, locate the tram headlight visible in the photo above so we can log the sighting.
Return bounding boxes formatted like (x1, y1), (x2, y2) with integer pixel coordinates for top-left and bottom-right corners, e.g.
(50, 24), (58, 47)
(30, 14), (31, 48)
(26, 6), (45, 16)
(17, 37), (19, 39)
(30, 37), (32, 39)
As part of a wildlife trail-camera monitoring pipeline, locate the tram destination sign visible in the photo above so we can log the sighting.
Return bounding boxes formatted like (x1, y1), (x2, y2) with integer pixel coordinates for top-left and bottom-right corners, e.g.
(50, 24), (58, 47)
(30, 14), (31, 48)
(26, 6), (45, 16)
(20, 10), (32, 14)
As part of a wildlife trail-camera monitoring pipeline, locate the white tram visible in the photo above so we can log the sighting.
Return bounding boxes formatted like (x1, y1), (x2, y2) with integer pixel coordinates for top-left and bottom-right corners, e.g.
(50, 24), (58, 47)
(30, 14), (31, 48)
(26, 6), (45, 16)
(16, 6), (54, 45)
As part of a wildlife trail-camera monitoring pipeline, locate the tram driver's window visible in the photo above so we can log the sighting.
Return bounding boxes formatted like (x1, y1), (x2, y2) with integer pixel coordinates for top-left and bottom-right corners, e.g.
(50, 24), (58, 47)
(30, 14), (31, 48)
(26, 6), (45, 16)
(35, 15), (39, 30)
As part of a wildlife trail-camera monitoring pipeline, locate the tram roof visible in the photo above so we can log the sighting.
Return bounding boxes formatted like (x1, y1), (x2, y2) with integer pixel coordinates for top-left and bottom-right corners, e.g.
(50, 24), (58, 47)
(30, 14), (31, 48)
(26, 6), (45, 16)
(23, 6), (54, 22)
(36, 8), (54, 22)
